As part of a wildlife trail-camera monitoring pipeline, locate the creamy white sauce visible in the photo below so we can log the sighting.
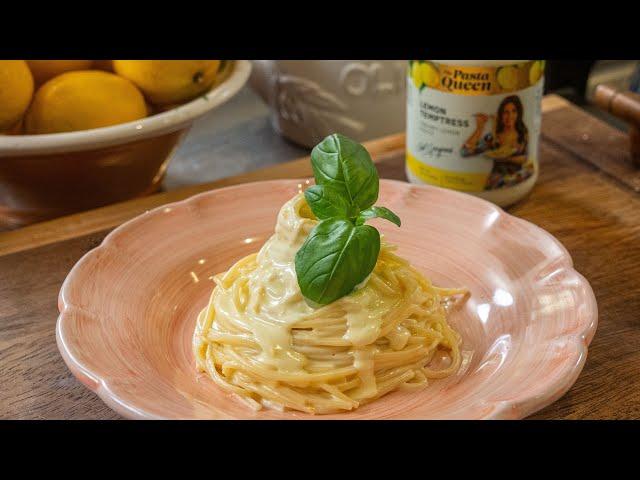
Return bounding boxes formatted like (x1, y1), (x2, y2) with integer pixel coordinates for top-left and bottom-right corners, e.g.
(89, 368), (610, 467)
(213, 193), (400, 391)
(387, 325), (412, 351)
(351, 347), (377, 398)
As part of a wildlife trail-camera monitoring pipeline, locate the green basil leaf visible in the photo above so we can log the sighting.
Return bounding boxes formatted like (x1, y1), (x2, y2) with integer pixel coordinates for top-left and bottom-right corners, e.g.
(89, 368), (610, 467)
(310, 133), (379, 211)
(356, 206), (401, 227)
(304, 184), (353, 220)
(295, 218), (380, 305)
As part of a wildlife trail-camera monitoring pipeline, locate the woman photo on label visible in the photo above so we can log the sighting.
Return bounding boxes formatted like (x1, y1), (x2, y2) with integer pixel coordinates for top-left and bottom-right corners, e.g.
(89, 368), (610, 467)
(461, 95), (534, 190)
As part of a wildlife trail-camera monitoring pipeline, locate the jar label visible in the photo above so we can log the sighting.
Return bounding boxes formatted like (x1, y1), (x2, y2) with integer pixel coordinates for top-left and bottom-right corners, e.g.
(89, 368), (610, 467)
(406, 60), (544, 192)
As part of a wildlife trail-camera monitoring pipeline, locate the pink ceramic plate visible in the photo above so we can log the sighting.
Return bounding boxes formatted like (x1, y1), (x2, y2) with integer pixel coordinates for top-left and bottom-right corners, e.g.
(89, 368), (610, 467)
(57, 179), (597, 419)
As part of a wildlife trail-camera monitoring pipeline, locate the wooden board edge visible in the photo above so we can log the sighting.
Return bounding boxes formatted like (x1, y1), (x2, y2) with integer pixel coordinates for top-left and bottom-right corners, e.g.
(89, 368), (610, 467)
(541, 93), (570, 113)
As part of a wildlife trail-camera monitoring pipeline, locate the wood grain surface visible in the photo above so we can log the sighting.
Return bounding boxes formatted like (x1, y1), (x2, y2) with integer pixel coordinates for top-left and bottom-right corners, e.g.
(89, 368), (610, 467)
(1, 95), (639, 419)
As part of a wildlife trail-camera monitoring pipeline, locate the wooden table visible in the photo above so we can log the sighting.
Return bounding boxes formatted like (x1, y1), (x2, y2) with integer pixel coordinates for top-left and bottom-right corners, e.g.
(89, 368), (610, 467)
(2, 95), (639, 420)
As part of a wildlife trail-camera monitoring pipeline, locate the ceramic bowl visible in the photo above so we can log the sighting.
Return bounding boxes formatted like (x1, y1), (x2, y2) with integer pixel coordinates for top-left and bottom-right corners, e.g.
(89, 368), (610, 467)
(57, 179), (598, 419)
(0, 60), (251, 229)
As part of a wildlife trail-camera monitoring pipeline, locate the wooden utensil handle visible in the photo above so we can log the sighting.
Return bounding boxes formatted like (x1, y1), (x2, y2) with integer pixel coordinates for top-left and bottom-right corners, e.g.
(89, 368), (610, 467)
(593, 84), (640, 126)
(593, 84), (640, 166)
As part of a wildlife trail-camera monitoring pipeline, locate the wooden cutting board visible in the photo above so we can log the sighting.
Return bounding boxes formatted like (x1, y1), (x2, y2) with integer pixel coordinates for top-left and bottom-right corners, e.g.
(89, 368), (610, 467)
(1, 94), (639, 419)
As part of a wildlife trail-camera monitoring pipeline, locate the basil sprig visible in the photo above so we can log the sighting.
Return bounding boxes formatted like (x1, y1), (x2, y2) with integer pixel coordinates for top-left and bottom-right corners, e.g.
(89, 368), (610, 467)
(295, 134), (401, 305)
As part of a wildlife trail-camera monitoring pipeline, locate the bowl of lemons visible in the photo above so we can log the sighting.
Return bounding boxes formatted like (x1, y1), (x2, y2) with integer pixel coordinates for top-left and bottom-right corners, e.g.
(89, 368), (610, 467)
(0, 60), (251, 229)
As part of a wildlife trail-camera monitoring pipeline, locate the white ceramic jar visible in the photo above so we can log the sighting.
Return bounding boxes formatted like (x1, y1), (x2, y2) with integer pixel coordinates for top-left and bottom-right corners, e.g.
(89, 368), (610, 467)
(250, 60), (406, 148)
(406, 60), (545, 207)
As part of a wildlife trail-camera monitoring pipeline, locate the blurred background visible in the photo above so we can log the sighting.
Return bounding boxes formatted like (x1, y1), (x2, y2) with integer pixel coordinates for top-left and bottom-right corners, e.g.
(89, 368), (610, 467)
(166, 60), (640, 189)
(1, 59), (639, 229)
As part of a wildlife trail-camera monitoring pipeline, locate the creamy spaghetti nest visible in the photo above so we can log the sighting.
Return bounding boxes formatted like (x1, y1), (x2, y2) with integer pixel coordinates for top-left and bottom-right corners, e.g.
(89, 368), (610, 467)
(193, 193), (466, 414)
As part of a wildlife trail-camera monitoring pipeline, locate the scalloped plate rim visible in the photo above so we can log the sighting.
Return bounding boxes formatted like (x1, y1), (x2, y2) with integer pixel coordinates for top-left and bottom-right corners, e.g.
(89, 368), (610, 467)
(56, 178), (598, 420)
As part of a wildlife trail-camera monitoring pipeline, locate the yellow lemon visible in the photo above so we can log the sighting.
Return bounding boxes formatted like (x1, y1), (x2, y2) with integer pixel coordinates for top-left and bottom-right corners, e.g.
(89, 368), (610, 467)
(419, 61), (440, 88)
(26, 60), (93, 85)
(410, 61), (423, 89)
(0, 60), (34, 131)
(113, 60), (222, 105)
(497, 66), (519, 90)
(25, 70), (147, 134)
(529, 60), (544, 85)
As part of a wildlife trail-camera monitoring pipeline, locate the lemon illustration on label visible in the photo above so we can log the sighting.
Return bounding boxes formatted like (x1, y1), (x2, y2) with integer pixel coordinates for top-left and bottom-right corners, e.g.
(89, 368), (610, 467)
(420, 62), (440, 88)
(497, 66), (519, 90)
(529, 61), (544, 85)
(410, 61), (423, 89)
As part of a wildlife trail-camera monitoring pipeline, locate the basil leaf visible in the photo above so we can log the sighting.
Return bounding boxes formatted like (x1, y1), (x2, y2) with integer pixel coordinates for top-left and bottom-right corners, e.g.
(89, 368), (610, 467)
(356, 206), (401, 227)
(310, 134), (379, 211)
(295, 218), (380, 305)
(304, 184), (353, 220)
